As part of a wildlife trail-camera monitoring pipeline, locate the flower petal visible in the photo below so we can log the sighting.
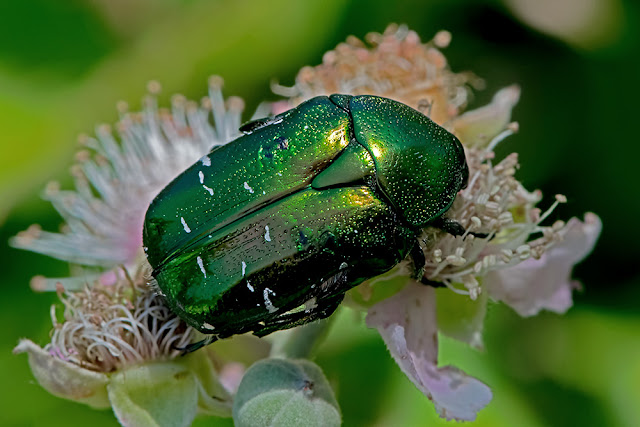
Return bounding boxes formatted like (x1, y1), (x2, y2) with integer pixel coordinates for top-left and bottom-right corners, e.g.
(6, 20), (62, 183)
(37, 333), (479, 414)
(486, 212), (602, 317)
(450, 85), (520, 147)
(366, 279), (492, 421)
(13, 339), (110, 408)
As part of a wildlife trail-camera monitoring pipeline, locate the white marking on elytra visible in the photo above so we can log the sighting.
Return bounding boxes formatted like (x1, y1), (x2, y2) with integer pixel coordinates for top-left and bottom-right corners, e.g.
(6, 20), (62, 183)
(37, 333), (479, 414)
(181, 217), (191, 233)
(263, 288), (277, 313)
(264, 225), (271, 242)
(196, 256), (206, 277)
(203, 322), (215, 331)
(304, 297), (317, 313)
(243, 181), (254, 193)
(201, 156), (211, 166)
(202, 184), (214, 195)
(247, 280), (254, 292)
(198, 171), (214, 195)
(241, 261), (247, 276)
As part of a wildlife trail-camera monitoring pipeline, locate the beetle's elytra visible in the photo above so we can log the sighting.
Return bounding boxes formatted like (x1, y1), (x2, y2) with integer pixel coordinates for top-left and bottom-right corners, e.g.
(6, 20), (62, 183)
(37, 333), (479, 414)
(143, 94), (469, 349)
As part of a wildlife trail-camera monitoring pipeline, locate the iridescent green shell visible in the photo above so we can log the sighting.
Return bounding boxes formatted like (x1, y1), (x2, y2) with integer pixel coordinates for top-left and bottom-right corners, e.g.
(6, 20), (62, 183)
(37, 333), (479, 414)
(143, 95), (468, 342)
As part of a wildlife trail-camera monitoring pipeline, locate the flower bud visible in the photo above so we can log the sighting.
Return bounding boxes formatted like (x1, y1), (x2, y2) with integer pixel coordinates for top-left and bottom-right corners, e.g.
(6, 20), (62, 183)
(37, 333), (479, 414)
(233, 359), (340, 427)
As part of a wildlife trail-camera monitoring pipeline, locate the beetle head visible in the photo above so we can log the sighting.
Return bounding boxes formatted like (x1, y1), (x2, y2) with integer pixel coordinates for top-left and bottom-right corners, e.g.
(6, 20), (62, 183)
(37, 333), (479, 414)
(348, 95), (468, 228)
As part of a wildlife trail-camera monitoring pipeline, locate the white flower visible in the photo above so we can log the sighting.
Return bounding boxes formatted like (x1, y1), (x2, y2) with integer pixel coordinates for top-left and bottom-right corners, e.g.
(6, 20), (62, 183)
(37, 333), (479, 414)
(486, 212), (601, 317)
(287, 25), (601, 421)
(273, 24), (485, 125)
(13, 267), (234, 425)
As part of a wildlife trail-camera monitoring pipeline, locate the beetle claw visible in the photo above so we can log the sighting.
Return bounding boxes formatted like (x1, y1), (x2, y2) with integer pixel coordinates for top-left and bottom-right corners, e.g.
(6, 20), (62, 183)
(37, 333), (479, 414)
(419, 277), (446, 288)
(432, 217), (490, 240)
(468, 231), (490, 239)
(432, 216), (466, 237)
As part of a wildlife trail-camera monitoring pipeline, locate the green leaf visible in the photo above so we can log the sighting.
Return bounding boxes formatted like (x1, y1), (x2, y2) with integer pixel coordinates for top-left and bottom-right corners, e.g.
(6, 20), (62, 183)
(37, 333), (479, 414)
(233, 358), (340, 427)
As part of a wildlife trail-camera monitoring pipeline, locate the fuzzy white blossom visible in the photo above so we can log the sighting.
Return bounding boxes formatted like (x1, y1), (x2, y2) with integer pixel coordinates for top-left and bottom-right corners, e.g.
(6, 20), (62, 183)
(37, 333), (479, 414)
(11, 78), (244, 291)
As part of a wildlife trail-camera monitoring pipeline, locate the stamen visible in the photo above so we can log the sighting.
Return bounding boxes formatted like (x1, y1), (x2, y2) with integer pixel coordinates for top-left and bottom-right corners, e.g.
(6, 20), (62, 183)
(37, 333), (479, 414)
(485, 125), (517, 153)
(45, 270), (195, 372)
(537, 195), (566, 225)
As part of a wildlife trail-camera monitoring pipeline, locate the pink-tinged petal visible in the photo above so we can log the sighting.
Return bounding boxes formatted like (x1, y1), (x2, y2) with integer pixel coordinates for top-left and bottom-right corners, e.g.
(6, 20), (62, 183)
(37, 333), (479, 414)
(366, 279), (492, 421)
(486, 212), (602, 317)
(218, 362), (245, 395)
(270, 100), (292, 115)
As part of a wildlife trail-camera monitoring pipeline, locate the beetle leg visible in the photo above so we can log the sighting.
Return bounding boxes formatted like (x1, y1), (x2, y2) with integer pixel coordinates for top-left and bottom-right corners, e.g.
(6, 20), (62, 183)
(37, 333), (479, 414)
(179, 292), (344, 353)
(176, 334), (219, 354)
(409, 240), (426, 280)
(238, 115), (282, 134)
(409, 242), (446, 288)
(252, 293), (345, 338)
(432, 216), (466, 236)
(419, 277), (446, 288)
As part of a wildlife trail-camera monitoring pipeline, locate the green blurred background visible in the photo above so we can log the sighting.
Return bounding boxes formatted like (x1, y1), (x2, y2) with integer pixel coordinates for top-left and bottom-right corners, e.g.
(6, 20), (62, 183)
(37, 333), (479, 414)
(1, 0), (638, 425)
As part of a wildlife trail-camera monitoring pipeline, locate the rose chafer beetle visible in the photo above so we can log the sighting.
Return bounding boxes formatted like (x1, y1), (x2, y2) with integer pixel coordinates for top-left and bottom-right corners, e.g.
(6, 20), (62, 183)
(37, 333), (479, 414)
(143, 94), (471, 350)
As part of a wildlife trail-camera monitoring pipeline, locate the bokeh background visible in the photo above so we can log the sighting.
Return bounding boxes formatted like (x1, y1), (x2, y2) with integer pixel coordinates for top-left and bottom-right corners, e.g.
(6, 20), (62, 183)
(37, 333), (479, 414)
(1, 0), (639, 425)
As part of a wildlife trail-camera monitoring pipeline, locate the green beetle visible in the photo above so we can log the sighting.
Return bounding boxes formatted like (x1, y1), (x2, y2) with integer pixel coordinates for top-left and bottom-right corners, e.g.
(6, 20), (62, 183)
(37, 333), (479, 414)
(143, 94), (470, 350)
